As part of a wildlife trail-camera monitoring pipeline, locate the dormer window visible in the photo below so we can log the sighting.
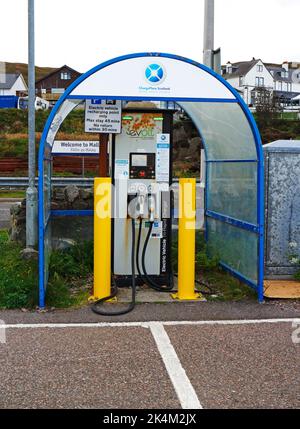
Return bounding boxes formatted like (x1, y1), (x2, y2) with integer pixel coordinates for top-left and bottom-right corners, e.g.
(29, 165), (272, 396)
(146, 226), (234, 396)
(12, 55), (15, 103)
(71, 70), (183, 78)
(61, 72), (71, 80)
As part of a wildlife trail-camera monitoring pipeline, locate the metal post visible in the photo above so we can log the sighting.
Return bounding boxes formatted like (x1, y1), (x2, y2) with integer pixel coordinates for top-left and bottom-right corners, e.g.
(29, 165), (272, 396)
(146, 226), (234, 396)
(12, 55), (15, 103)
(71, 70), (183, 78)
(203, 0), (214, 69)
(26, 0), (38, 248)
(92, 178), (112, 300)
(99, 133), (109, 176)
(172, 179), (201, 301)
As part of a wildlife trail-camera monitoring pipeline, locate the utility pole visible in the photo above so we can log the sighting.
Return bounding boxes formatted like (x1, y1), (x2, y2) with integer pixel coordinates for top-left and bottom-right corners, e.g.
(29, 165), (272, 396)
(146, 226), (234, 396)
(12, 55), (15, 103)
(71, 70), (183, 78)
(203, 0), (221, 74)
(26, 0), (38, 248)
(203, 0), (214, 68)
(203, 0), (215, 69)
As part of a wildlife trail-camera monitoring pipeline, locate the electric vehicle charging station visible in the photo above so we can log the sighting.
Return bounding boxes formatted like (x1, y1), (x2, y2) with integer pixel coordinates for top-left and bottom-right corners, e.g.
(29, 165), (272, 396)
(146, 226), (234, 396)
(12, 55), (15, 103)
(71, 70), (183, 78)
(38, 52), (265, 311)
(112, 109), (173, 289)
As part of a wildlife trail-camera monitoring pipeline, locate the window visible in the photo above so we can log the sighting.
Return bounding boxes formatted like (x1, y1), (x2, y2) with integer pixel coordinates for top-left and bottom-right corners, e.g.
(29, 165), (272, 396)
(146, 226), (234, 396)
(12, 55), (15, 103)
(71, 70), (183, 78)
(61, 72), (71, 80)
(239, 76), (244, 86)
(281, 71), (289, 79)
(51, 88), (64, 94)
(257, 64), (263, 72)
(255, 77), (264, 87)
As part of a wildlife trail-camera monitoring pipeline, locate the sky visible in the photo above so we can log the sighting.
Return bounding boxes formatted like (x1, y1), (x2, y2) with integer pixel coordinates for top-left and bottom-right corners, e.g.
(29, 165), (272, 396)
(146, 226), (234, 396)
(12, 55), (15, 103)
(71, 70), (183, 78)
(0, 0), (299, 72)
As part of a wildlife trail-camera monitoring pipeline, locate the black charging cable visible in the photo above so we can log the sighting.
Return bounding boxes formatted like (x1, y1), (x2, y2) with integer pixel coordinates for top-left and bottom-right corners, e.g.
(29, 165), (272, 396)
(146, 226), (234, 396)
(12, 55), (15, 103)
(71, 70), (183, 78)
(139, 219), (213, 296)
(91, 219), (136, 316)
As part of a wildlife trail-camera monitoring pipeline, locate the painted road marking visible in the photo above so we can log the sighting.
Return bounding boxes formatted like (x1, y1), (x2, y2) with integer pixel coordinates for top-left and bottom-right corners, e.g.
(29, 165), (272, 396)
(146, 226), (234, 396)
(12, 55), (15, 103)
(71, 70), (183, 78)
(2, 318), (299, 410)
(3, 318), (300, 329)
(149, 322), (202, 409)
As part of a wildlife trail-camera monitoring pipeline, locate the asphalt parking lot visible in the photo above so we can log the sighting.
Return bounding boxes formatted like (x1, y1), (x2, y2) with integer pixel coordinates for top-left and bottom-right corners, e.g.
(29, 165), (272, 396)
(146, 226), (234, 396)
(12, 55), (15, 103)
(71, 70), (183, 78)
(0, 302), (299, 409)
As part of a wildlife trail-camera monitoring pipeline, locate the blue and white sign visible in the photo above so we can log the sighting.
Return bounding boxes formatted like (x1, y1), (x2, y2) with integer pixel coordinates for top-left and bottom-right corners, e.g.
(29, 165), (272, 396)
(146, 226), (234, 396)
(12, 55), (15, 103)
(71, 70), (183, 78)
(156, 134), (170, 183)
(71, 57), (235, 100)
(145, 63), (166, 85)
(115, 159), (129, 179)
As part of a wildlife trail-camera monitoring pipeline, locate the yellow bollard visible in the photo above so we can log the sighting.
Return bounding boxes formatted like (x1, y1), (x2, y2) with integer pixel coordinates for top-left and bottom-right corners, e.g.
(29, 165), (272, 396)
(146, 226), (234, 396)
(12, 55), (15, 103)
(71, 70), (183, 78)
(172, 178), (201, 300)
(92, 177), (112, 300)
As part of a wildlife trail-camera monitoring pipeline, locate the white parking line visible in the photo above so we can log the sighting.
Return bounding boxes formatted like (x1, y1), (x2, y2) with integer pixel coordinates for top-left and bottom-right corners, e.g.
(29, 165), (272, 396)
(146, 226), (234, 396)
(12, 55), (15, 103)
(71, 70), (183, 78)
(3, 317), (299, 410)
(149, 322), (202, 409)
(3, 318), (300, 329)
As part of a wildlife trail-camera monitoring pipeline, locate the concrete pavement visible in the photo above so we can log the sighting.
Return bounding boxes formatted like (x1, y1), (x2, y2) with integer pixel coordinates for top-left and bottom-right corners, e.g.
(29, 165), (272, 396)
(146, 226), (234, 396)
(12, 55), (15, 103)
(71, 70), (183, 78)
(0, 302), (299, 409)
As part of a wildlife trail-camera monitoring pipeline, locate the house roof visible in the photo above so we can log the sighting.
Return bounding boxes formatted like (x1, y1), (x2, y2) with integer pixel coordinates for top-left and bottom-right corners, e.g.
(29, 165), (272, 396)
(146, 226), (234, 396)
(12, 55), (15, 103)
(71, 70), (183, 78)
(273, 90), (299, 100)
(222, 59), (259, 79)
(35, 65), (81, 84)
(265, 64), (294, 83)
(0, 73), (23, 90)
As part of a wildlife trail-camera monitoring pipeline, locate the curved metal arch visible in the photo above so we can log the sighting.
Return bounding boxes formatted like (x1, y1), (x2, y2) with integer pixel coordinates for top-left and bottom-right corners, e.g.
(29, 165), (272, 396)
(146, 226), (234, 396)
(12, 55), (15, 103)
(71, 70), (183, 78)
(38, 52), (264, 307)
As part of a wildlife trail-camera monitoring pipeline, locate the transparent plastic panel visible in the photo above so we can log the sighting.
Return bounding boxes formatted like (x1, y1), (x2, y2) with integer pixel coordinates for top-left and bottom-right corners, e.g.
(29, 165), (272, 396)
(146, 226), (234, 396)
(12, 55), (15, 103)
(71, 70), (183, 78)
(207, 218), (258, 284)
(180, 102), (258, 160)
(44, 221), (51, 289)
(46, 99), (82, 147)
(43, 159), (51, 224)
(207, 162), (257, 224)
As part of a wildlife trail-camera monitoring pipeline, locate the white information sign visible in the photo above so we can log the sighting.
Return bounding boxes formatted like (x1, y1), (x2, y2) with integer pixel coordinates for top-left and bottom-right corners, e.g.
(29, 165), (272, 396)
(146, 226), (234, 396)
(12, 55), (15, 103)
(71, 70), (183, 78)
(156, 134), (170, 183)
(52, 140), (99, 155)
(115, 159), (129, 179)
(85, 100), (122, 134)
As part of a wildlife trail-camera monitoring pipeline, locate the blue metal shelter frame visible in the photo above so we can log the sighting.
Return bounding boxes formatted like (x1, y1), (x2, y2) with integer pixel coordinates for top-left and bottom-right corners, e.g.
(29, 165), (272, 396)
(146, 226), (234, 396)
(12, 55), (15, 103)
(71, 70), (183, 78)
(38, 52), (264, 308)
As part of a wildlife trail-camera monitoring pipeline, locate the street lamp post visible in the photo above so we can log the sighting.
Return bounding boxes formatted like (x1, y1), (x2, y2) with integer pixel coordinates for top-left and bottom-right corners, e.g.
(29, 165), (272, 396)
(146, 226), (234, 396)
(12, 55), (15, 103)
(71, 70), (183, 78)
(26, 0), (38, 248)
(203, 0), (215, 69)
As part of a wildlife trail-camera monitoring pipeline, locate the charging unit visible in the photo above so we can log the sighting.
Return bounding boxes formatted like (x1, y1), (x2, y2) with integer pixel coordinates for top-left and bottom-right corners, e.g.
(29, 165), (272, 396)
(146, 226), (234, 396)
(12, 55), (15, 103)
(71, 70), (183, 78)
(112, 108), (174, 289)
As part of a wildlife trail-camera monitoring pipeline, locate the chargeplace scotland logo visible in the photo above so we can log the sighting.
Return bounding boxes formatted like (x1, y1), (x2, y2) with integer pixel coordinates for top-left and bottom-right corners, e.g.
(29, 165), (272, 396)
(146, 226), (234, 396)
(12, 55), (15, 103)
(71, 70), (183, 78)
(145, 63), (166, 85)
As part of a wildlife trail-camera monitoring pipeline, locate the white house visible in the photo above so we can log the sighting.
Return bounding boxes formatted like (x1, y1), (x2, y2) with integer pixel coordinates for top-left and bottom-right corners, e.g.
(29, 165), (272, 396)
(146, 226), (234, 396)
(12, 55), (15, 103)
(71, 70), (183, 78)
(222, 59), (300, 107)
(0, 73), (28, 96)
(222, 59), (274, 106)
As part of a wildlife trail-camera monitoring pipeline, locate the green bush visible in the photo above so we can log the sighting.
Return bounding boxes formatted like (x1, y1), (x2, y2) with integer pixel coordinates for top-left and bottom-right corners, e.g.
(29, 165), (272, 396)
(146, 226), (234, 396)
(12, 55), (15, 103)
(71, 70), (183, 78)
(49, 241), (93, 279)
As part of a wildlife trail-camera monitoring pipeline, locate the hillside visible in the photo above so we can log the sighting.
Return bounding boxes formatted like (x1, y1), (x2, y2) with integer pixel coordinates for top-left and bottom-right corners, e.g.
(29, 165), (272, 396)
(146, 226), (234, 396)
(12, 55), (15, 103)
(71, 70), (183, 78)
(3, 61), (58, 84)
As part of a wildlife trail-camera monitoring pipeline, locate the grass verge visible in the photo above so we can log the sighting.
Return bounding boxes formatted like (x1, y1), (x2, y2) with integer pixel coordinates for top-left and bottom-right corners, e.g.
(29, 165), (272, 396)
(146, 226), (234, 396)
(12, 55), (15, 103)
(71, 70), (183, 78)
(0, 191), (26, 199)
(0, 230), (90, 309)
(0, 228), (255, 309)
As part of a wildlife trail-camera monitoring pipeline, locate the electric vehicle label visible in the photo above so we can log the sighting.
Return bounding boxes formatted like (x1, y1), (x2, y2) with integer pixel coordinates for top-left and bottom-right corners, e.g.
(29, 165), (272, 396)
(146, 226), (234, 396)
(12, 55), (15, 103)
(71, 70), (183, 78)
(156, 134), (170, 183)
(151, 221), (163, 239)
(85, 99), (122, 134)
(115, 159), (129, 179)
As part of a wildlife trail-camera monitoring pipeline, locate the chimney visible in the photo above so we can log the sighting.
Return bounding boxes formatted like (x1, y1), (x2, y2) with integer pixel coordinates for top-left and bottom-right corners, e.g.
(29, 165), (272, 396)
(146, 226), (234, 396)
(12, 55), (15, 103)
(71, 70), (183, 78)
(282, 61), (289, 72)
(226, 61), (232, 74)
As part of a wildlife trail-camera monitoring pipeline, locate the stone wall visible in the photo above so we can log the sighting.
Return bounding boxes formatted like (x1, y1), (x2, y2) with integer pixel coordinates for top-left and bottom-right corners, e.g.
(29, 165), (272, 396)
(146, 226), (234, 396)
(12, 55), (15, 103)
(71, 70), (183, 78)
(10, 185), (94, 248)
